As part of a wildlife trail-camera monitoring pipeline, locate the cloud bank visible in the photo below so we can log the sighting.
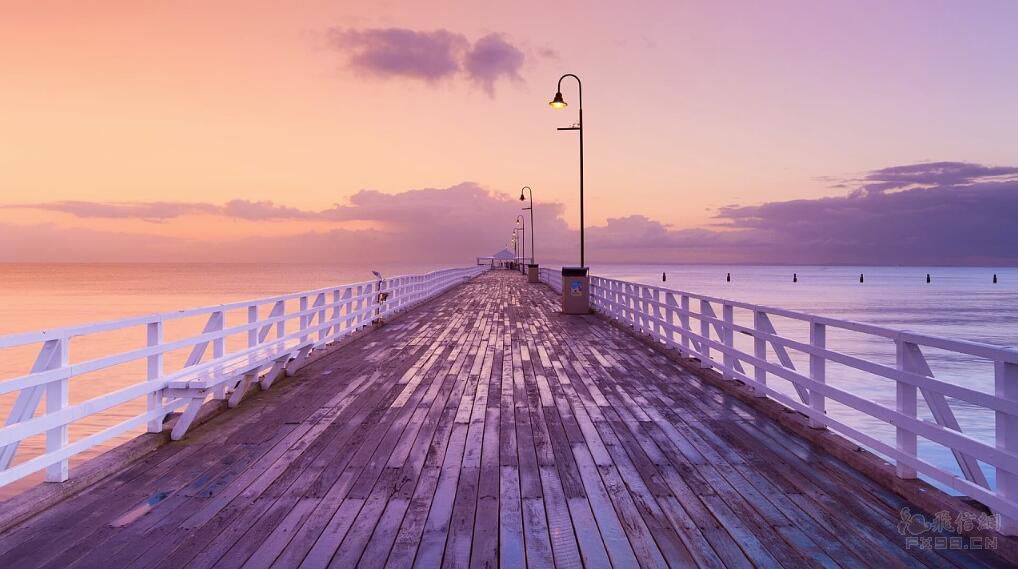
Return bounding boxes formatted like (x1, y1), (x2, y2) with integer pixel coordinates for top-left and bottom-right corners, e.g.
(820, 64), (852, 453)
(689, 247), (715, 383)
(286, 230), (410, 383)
(717, 161), (1018, 264)
(327, 28), (525, 95)
(3, 162), (1017, 265)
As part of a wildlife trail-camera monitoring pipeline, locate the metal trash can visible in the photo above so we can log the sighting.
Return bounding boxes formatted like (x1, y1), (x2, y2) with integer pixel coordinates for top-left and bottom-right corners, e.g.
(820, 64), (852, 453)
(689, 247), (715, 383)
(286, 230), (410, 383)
(527, 264), (540, 284)
(561, 267), (589, 314)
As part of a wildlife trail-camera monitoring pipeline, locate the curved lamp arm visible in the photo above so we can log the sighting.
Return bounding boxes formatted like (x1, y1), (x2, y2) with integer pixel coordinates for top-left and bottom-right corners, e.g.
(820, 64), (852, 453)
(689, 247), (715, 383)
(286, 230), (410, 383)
(555, 74), (582, 110)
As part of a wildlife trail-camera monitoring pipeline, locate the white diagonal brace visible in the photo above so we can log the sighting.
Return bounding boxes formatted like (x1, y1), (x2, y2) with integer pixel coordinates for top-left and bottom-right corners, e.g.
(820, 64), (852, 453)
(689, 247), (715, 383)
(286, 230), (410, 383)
(904, 342), (990, 489)
(1, 339), (65, 471)
(756, 313), (810, 405)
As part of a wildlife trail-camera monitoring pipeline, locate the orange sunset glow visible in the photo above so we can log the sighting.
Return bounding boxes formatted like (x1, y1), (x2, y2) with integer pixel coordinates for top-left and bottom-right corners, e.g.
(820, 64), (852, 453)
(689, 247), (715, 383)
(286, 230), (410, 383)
(2, 1), (1018, 264)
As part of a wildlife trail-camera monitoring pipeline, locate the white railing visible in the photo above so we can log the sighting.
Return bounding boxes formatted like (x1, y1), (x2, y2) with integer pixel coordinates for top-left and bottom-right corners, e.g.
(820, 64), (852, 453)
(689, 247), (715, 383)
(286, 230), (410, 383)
(0, 265), (486, 488)
(583, 275), (1018, 533)
(538, 267), (562, 294)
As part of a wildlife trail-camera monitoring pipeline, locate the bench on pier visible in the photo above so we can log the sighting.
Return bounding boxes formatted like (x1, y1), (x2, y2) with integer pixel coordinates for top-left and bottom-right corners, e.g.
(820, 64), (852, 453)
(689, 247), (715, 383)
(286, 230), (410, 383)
(163, 339), (315, 440)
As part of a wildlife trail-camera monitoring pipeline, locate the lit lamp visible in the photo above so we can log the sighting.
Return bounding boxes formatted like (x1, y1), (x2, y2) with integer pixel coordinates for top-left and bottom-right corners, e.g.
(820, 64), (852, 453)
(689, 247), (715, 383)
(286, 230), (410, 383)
(550, 73), (589, 314)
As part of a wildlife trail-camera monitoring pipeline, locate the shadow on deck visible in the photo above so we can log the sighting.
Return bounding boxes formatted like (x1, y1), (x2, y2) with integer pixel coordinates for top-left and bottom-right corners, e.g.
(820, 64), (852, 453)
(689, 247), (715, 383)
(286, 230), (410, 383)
(0, 271), (1010, 568)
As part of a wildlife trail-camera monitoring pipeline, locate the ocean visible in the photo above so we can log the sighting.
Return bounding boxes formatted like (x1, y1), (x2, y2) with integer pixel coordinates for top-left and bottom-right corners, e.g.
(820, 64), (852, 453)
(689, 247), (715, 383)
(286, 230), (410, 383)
(1, 262), (1016, 498)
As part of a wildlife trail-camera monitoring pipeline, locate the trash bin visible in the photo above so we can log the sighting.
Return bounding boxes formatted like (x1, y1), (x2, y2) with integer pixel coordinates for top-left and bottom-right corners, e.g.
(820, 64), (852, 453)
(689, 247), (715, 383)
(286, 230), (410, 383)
(561, 267), (589, 314)
(527, 264), (540, 284)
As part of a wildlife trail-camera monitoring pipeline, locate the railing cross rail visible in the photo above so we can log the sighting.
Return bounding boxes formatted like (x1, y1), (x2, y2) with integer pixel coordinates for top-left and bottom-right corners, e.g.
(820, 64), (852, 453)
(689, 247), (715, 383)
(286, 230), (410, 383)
(0, 265), (486, 489)
(553, 272), (1018, 534)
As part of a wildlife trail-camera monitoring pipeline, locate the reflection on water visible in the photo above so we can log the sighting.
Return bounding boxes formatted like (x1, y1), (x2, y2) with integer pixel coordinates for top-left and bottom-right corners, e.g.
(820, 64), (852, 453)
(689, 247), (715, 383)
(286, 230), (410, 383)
(1, 263), (1016, 499)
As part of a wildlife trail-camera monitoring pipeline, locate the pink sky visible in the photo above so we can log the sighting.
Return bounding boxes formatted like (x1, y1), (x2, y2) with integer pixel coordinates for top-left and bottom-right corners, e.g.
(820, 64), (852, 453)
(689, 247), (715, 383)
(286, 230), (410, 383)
(2, 1), (1017, 264)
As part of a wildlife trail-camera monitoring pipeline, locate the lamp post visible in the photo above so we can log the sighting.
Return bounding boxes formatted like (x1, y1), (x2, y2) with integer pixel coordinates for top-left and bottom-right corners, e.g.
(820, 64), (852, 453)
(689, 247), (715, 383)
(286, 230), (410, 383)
(512, 229), (519, 269)
(550, 73), (590, 314)
(519, 186), (535, 262)
(519, 186), (539, 283)
(516, 215), (526, 274)
(549, 73), (584, 268)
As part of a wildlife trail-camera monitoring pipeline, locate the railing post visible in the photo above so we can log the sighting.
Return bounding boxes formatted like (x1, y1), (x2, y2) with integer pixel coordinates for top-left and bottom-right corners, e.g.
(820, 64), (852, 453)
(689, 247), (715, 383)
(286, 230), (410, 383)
(318, 293), (328, 342)
(330, 289), (341, 338)
(45, 337), (70, 482)
(895, 338), (918, 479)
(641, 286), (650, 332)
(247, 305), (258, 349)
(147, 321), (164, 433)
(275, 301), (285, 339)
(699, 300), (712, 369)
(722, 303), (736, 379)
(652, 288), (662, 340)
(299, 296), (309, 344)
(629, 283), (638, 326)
(664, 293), (677, 349)
(753, 310), (767, 397)
(613, 280), (621, 319)
(680, 295), (691, 356)
(996, 361), (1018, 535)
(1, 340), (64, 472)
(809, 321), (827, 428)
(211, 310), (226, 400)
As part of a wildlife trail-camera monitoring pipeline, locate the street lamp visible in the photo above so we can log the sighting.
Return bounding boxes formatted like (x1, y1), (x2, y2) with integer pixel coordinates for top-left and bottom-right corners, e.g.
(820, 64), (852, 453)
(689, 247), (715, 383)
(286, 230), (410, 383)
(549, 73), (584, 268)
(519, 186), (535, 263)
(516, 215), (526, 274)
(512, 229), (518, 269)
(550, 73), (590, 314)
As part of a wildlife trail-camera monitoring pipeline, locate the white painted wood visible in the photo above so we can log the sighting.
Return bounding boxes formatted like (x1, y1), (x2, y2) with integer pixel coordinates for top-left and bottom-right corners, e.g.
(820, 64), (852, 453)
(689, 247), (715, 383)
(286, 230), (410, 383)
(228, 370), (260, 408)
(722, 303), (735, 380)
(260, 354), (290, 391)
(210, 311), (227, 400)
(170, 397), (205, 441)
(0, 399), (186, 487)
(752, 310), (767, 397)
(699, 300), (712, 369)
(576, 273), (1018, 521)
(997, 361), (1018, 535)
(720, 360), (1018, 522)
(903, 342), (990, 488)
(896, 339), (919, 479)
(44, 339), (69, 482)
(808, 321), (827, 429)
(0, 339), (64, 470)
(299, 295), (309, 345)
(146, 321), (164, 433)
(0, 265), (486, 485)
(756, 313), (810, 405)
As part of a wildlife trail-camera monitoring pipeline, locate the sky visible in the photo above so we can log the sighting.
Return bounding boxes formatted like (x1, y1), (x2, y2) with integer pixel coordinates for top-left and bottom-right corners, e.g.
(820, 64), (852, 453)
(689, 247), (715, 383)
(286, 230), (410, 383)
(2, 0), (1017, 265)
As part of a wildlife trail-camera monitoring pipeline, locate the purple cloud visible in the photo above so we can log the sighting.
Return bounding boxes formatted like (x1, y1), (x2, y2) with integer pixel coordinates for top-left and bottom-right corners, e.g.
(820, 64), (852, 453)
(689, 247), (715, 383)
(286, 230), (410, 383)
(327, 28), (525, 94)
(1, 201), (218, 222)
(463, 34), (525, 95)
(221, 200), (312, 220)
(717, 163), (1018, 264)
(0, 183), (570, 263)
(5, 199), (314, 222)
(853, 161), (1018, 195)
(328, 28), (467, 81)
(5, 162), (1018, 265)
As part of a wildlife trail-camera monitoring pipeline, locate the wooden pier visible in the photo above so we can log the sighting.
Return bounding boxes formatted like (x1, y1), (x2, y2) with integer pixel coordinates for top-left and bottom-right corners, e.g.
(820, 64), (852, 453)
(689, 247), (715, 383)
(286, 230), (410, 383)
(0, 271), (1011, 568)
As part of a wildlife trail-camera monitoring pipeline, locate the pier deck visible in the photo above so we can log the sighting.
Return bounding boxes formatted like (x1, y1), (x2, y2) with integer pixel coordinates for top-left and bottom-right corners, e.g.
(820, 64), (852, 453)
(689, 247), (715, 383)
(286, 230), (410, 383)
(0, 271), (1008, 568)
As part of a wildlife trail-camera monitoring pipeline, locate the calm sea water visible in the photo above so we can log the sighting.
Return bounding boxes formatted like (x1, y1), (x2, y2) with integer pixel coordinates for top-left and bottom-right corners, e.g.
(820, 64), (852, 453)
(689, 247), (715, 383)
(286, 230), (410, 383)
(1, 263), (1016, 498)
(588, 263), (1018, 495)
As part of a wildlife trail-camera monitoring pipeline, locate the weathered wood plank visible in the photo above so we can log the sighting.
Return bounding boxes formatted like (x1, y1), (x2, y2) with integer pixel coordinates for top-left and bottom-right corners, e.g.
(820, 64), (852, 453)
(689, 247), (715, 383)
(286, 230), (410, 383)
(1, 272), (1009, 569)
